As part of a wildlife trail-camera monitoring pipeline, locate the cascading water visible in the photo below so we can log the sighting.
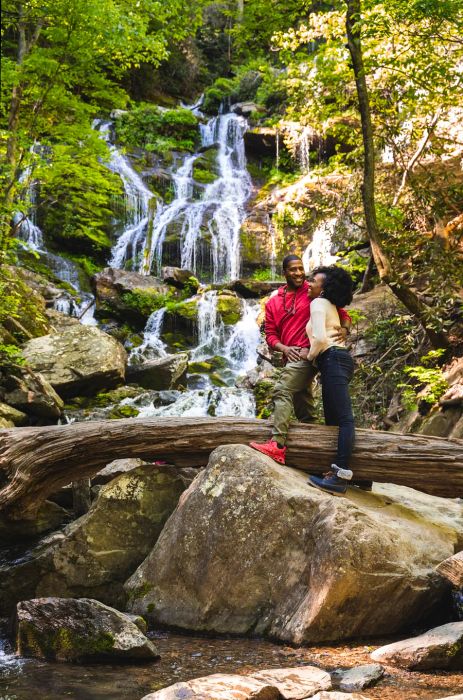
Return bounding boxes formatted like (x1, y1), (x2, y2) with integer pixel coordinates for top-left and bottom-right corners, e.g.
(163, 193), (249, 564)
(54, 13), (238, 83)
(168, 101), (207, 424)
(302, 217), (339, 272)
(142, 112), (252, 281)
(94, 120), (155, 271)
(128, 308), (167, 364)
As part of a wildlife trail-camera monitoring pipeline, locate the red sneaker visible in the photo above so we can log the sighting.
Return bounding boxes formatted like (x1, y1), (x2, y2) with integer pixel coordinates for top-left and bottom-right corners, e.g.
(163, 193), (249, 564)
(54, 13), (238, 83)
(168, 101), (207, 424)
(249, 439), (286, 464)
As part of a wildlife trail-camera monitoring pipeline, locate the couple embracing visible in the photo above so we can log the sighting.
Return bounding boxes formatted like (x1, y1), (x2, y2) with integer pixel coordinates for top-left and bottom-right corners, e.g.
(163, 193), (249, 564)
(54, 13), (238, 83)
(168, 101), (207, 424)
(250, 255), (371, 495)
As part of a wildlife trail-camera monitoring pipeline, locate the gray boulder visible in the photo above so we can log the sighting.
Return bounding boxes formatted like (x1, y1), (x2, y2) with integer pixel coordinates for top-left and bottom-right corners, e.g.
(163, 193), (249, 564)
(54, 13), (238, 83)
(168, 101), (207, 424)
(22, 325), (127, 398)
(337, 664), (384, 692)
(0, 401), (28, 426)
(161, 267), (198, 290)
(35, 465), (185, 607)
(15, 597), (158, 661)
(0, 465), (184, 613)
(126, 353), (188, 390)
(1, 366), (64, 417)
(126, 445), (461, 644)
(370, 621), (463, 670)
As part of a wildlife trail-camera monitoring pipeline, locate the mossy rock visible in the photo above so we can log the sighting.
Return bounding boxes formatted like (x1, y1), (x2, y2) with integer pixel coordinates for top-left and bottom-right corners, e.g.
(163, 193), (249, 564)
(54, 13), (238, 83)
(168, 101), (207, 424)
(210, 372), (228, 387)
(254, 378), (276, 419)
(108, 404), (140, 420)
(0, 266), (49, 343)
(188, 361), (213, 374)
(216, 294), (242, 325)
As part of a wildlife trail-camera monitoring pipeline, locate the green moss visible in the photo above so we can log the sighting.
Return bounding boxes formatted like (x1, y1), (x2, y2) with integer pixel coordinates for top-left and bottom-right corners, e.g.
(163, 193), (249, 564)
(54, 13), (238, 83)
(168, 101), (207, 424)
(166, 298), (198, 321)
(115, 104), (199, 153)
(0, 266), (49, 343)
(108, 404), (140, 419)
(127, 582), (154, 602)
(203, 78), (236, 113)
(189, 361), (213, 373)
(210, 372), (228, 387)
(193, 168), (216, 184)
(216, 294), (241, 325)
(147, 603), (155, 613)
(121, 288), (170, 318)
(254, 378), (275, 419)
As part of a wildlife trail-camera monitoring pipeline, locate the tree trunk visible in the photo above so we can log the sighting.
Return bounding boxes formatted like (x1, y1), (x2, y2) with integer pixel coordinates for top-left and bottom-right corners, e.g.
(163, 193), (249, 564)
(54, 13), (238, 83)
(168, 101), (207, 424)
(0, 417), (461, 520)
(435, 551), (463, 588)
(345, 0), (449, 349)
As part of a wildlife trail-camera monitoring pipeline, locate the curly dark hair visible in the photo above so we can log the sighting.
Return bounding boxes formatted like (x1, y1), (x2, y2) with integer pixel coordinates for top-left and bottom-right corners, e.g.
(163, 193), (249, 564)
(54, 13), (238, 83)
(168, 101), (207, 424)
(312, 265), (353, 307)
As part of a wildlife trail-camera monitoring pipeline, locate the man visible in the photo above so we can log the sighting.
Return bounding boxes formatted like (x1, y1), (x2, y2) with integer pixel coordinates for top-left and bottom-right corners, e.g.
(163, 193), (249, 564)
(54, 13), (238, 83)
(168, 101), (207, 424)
(250, 255), (351, 464)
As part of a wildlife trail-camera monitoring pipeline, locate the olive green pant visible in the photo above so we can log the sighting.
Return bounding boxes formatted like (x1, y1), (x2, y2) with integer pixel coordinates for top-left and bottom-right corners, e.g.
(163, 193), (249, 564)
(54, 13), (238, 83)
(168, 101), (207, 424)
(272, 360), (318, 446)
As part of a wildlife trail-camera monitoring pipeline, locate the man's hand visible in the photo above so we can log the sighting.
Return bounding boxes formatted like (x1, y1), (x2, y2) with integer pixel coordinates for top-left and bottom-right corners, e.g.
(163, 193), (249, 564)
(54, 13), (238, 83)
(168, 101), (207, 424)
(282, 345), (304, 362)
(330, 325), (348, 344)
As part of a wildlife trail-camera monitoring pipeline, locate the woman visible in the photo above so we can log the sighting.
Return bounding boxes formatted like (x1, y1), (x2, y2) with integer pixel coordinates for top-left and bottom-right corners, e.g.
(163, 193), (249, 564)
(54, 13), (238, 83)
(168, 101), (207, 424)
(306, 265), (356, 495)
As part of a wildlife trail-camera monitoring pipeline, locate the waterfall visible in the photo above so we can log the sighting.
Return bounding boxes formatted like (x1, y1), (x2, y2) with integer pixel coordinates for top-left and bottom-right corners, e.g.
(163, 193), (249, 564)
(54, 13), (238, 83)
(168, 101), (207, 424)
(224, 301), (260, 373)
(142, 112), (252, 281)
(298, 126), (312, 173)
(129, 308), (167, 364)
(192, 291), (226, 360)
(94, 120), (155, 270)
(14, 149), (44, 250)
(302, 217), (339, 272)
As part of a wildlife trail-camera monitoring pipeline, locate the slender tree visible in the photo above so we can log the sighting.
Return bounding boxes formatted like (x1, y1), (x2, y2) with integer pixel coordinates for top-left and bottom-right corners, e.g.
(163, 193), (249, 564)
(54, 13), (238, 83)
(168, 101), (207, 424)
(345, 0), (449, 348)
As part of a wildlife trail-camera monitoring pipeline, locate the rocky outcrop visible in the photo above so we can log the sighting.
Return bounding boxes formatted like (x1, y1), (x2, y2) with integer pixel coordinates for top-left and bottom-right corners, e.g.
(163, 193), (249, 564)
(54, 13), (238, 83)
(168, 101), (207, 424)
(1, 366), (64, 418)
(34, 465), (185, 608)
(125, 445), (461, 643)
(92, 267), (170, 325)
(21, 325), (127, 398)
(15, 597), (158, 661)
(0, 465), (184, 612)
(228, 279), (282, 299)
(142, 666), (331, 700)
(371, 621), (463, 670)
(126, 353), (188, 390)
(0, 500), (69, 542)
(0, 401), (27, 427)
(161, 266), (198, 290)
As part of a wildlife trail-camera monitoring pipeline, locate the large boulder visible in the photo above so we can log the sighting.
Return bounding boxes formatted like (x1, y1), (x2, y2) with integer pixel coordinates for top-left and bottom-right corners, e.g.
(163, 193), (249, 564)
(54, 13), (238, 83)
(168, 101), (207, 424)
(15, 597), (158, 662)
(92, 267), (170, 326)
(21, 325), (127, 398)
(0, 465), (185, 613)
(370, 621), (463, 670)
(142, 666), (331, 700)
(1, 366), (64, 418)
(34, 465), (185, 608)
(126, 445), (461, 644)
(126, 353), (188, 390)
(161, 267), (198, 290)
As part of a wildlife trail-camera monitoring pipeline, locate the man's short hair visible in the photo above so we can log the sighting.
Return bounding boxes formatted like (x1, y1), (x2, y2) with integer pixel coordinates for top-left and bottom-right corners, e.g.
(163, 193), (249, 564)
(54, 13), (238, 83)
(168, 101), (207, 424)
(282, 254), (302, 270)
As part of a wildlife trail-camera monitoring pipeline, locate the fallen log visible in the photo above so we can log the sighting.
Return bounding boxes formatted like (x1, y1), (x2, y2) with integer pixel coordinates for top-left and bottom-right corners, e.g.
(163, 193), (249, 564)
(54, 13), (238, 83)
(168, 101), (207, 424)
(0, 417), (462, 520)
(435, 551), (463, 588)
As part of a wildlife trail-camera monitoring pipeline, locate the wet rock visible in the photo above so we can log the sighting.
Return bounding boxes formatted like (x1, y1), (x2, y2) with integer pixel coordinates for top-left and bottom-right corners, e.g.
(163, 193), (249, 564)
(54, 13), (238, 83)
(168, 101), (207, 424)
(92, 267), (170, 325)
(244, 127), (278, 157)
(370, 621), (463, 670)
(1, 366), (64, 418)
(15, 597), (158, 662)
(142, 666), (331, 700)
(0, 501), (70, 543)
(0, 401), (28, 426)
(161, 267), (198, 290)
(126, 445), (460, 643)
(216, 291), (242, 325)
(34, 465), (185, 608)
(338, 664), (384, 692)
(228, 279), (282, 299)
(126, 353), (188, 390)
(22, 325), (127, 398)
(418, 407), (461, 438)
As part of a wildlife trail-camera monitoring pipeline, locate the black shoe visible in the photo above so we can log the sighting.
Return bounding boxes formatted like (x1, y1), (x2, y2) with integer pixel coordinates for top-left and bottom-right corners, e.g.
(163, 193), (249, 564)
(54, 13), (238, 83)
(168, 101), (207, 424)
(308, 474), (348, 495)
(353, 480), (373, 491)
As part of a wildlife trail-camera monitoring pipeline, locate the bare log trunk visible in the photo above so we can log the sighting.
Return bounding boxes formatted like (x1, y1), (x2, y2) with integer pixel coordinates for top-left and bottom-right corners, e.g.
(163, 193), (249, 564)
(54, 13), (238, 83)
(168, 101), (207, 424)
(0, 418), (462, 520)
(435, 551), (463, 588)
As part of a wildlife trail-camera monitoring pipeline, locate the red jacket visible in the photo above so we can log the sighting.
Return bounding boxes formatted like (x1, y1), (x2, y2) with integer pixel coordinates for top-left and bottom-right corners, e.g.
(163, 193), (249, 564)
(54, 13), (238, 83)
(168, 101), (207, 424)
(265, 281), (350, 349)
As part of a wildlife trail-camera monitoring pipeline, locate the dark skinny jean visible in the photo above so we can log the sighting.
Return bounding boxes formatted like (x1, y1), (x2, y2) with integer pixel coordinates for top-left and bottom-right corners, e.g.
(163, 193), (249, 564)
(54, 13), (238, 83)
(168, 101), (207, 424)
(317, 346), (355, 470)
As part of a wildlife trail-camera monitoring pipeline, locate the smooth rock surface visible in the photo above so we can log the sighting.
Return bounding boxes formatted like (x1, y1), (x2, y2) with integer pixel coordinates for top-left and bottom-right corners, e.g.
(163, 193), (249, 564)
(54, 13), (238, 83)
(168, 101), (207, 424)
(2, 366), (64, 417)
(22, 325), (127, 398)
(338, 664), (384, 692)
(16, 597), (158, 661)
(126, 445), (460, 643)
(35, 465), (185, 607)
(311, 694), (371, 700)
(371, 621), (463, 670)
(142, 666), (331, 700)
(126, 353), (188, 390)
